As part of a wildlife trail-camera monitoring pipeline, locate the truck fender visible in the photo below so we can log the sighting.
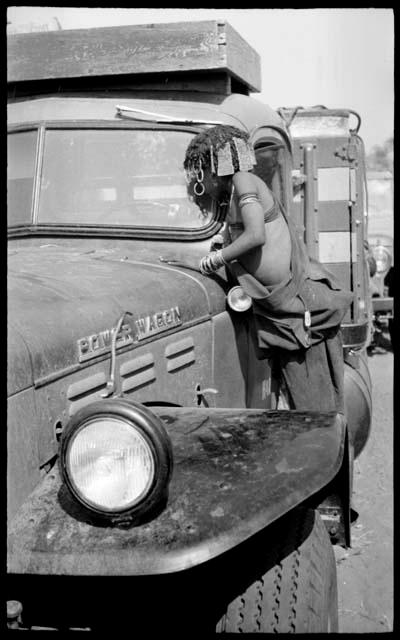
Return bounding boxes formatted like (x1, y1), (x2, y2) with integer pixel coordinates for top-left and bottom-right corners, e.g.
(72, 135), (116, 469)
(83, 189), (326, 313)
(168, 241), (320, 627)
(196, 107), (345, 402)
(8, 406), (346, 576)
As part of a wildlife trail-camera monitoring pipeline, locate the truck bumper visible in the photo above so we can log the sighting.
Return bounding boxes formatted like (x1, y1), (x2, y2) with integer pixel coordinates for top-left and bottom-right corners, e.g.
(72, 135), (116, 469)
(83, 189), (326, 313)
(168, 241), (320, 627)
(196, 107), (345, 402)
(8, 408), (345, 577)
(372, 296), (393, 317)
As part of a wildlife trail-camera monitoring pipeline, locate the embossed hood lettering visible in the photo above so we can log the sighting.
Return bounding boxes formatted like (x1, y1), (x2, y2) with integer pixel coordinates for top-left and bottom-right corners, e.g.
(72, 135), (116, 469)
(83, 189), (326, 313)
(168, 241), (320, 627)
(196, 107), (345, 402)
(8, 245), (214, 388)
(135, 307), (182, 341)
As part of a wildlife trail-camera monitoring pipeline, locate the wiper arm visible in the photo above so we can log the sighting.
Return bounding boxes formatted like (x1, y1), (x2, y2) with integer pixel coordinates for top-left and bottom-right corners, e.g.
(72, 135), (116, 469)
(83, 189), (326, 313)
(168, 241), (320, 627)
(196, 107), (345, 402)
(115, 105), (224, 126)
(159, 256), (201, 272)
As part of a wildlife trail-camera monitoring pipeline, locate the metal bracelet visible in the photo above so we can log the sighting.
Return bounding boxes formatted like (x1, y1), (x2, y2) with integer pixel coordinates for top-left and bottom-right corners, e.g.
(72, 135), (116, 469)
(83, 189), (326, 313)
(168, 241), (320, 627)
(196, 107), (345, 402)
(214, 249), (227, 268)
(200, 250), (227, 275)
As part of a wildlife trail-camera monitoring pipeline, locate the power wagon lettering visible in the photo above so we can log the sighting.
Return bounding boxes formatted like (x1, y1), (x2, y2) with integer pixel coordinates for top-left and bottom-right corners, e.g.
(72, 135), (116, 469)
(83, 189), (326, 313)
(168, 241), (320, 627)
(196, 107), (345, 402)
(135, 306), (182, 340)
(77, 323), (133, 362)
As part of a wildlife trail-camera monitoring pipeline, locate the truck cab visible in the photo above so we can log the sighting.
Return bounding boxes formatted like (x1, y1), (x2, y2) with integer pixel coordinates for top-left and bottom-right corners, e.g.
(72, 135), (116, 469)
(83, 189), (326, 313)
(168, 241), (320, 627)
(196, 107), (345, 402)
(7, 21), (372, 633)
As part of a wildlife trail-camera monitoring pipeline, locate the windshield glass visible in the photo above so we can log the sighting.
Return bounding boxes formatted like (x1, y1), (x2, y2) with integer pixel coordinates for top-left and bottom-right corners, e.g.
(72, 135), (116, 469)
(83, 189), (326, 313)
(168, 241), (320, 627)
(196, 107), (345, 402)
(37, 128), (213, 228)
(7, 130), (38, 226)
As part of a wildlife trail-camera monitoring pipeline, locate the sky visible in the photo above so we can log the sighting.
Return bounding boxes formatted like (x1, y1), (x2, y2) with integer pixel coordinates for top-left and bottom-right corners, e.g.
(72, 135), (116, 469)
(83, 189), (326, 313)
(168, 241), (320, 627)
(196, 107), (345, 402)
(7, 7), (394, 153)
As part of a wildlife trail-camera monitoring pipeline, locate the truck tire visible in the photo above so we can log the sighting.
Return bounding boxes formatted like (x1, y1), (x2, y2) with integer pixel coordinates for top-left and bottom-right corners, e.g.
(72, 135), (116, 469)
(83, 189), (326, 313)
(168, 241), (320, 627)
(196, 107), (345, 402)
(216, 508), (338, 633)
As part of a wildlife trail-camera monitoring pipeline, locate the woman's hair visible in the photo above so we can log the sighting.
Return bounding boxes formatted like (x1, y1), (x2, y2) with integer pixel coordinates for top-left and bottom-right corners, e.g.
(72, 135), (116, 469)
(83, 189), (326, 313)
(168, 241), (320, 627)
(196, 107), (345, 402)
(183, 125), (251, 176)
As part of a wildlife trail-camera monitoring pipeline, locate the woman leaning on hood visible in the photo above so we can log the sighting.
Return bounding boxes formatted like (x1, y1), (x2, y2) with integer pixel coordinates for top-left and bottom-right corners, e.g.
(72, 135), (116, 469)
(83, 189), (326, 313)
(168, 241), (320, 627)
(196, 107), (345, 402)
(183, 125), (354, 417)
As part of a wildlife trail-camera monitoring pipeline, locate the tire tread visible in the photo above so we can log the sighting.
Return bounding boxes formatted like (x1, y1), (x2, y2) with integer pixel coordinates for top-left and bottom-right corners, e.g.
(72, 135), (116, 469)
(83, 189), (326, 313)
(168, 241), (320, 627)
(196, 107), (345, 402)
(217, 508), (338, 633)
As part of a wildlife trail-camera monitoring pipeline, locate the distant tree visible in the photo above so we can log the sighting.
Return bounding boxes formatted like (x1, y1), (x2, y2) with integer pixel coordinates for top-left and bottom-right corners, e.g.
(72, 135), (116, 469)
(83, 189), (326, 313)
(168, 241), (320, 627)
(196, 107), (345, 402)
(366, 137), (393, 172)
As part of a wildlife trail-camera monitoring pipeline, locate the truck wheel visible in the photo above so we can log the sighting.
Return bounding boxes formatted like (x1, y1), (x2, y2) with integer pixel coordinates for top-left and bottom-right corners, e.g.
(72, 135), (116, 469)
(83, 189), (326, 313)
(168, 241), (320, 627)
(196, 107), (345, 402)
(216, 508), (338, 633)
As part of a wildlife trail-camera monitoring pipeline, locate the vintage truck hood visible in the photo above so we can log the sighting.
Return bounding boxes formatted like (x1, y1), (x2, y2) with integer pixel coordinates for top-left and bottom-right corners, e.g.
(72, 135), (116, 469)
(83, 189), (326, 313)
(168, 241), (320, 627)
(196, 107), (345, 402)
(8, 245), (214, 395)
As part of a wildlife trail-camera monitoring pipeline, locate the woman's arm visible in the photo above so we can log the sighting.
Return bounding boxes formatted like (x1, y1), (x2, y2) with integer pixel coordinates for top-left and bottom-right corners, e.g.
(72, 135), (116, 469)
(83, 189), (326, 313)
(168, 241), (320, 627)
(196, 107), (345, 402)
(221, 172), (269, 263)
(220, 205), (264, 262)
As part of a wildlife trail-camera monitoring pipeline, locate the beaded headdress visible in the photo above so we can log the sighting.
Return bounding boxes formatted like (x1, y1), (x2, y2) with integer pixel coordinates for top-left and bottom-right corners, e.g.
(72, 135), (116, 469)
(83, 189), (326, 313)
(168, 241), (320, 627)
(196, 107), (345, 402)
(186, 136), (256, 180)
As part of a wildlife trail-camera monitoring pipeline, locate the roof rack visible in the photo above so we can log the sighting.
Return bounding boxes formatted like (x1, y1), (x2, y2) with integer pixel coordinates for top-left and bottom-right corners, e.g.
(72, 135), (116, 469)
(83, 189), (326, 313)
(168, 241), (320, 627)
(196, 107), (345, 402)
(7, 20), (261, 96)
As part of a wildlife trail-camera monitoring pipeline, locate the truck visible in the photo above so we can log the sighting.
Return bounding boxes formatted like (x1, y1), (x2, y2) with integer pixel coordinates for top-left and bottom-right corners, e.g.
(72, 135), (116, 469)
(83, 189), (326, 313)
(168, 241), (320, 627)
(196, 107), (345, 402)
(365, 170), (394, 347)
(7, 21), (372, 632)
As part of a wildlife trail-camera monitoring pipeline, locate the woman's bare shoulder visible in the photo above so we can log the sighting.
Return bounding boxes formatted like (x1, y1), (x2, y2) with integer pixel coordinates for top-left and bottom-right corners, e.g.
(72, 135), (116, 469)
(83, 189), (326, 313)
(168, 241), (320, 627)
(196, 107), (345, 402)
(232, 172), (274, 209)
(232, 171), (259, 194)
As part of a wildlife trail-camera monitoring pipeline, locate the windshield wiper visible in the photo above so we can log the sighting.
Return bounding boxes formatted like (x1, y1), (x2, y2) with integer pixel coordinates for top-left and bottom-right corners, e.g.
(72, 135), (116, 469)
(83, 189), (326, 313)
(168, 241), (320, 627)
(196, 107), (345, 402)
(159, 256), (201, 272)
(115, 105), (224, 126)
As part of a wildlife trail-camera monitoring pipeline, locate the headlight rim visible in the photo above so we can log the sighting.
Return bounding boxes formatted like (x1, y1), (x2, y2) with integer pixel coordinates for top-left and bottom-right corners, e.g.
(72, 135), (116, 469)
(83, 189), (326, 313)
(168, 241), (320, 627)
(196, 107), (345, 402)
(372, 245), (392, 274)
(59, 399), (173, 521)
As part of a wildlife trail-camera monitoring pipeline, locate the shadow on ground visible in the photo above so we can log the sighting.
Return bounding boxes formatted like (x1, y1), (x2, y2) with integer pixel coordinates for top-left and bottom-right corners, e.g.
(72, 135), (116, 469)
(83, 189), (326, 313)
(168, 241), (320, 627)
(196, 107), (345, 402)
(367, 328), (393, 356)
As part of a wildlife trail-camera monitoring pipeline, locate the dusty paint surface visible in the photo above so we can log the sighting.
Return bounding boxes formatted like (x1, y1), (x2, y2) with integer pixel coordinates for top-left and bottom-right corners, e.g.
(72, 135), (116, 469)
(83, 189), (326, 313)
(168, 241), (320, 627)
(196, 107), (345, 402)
(8, 408), (344, 576)
(8, 244), (211, 385)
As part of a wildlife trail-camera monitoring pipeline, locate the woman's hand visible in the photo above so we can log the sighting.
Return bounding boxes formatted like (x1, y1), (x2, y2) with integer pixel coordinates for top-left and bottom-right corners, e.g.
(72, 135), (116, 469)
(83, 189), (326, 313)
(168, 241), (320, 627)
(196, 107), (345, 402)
(199, 250), (226, 274)
(209, 233), (225, 251)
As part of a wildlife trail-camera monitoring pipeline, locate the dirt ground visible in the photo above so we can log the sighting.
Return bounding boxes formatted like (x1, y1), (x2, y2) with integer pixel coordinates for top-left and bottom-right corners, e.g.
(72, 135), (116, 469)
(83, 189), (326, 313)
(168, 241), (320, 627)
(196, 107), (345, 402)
(334, 332), (393, 632)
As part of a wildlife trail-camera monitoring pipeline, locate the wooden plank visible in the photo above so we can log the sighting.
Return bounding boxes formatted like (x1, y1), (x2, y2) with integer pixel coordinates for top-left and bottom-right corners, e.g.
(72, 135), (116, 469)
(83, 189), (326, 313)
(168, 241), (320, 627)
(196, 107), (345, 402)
(8, 71), (233, 99)
(7, 20), (261, 93)
(223, 22), (261, 93)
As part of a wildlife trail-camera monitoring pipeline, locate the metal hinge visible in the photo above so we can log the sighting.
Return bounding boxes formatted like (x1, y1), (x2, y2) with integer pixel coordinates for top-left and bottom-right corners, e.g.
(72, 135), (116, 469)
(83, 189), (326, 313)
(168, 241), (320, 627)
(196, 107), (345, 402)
(334, 142), (358, 163)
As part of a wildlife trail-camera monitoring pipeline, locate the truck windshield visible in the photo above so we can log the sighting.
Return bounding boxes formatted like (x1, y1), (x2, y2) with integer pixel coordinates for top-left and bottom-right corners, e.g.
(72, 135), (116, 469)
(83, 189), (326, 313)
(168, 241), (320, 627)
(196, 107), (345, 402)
(37, 128), (212, 229)
(7, 130), (38, 226)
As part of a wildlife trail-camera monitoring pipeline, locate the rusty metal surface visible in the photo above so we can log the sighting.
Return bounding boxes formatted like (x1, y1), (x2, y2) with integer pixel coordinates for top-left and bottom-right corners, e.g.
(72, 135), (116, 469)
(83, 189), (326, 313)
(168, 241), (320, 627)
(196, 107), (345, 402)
(7, 237), (242, 514)
(7, 324), (33, 396)
(8, 243), (215, 388)
(7, 391), (42, 522)
(8, 408), (345, 576)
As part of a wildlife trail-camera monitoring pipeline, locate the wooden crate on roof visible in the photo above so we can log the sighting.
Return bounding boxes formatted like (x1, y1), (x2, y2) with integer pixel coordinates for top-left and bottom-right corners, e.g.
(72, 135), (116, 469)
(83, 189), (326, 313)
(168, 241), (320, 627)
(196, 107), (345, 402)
(7, 20), (261, 95)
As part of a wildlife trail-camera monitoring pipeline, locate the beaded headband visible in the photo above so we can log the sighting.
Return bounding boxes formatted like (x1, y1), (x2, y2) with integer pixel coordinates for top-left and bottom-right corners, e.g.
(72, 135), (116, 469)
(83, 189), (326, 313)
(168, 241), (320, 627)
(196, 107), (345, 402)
(186, 137), (256, 179)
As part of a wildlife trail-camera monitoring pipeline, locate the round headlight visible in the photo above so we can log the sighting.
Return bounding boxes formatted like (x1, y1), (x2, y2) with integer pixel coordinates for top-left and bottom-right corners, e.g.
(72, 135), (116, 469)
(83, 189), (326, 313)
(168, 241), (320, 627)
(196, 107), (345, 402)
(373, 245), (391, 274)
(60, 400), (173, 521)
(227, 286), (253, 312)
(67, 418), (155, 511)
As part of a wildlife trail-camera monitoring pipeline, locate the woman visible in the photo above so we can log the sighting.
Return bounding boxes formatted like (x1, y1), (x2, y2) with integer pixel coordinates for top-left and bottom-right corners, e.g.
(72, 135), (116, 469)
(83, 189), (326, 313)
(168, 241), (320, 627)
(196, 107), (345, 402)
(184, 125), (291, 287)
(183, 125), (354, 415)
